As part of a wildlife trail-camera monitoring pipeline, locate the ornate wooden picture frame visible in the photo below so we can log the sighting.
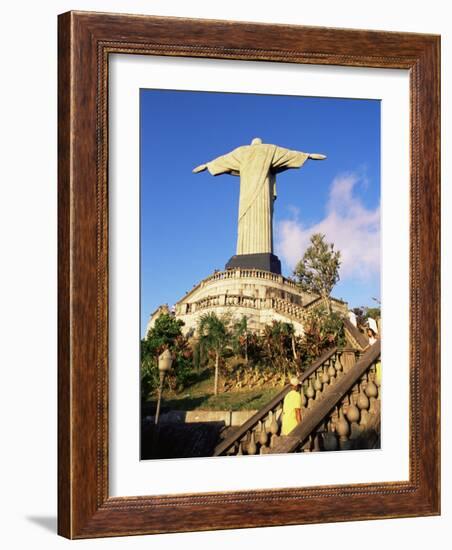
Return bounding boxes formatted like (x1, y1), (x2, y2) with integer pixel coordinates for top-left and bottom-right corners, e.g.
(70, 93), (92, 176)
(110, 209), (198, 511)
(58, 11), (440, 538)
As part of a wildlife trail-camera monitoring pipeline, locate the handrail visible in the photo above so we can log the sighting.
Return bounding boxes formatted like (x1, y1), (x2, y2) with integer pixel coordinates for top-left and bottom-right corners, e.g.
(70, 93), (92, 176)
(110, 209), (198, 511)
(213, 346), (338, 456)
(273, 340), (381, 454)
(303, 294), (347, 310)
(343, 318), (369, 351)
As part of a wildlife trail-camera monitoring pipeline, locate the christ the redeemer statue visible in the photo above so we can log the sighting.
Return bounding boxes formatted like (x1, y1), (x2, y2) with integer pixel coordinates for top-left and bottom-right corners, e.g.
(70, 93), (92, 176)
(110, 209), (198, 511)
(193, 137), (326, 274)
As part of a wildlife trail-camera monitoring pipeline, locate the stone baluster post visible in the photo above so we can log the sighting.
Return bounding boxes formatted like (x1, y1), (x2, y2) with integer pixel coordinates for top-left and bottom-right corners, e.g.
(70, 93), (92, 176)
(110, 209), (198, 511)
(337, 407), (351, 450)
(341, 349), (357, 373)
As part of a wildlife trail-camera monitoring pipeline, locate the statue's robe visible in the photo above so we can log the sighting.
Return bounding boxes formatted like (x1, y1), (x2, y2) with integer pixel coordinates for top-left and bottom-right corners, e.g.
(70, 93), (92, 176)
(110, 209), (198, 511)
(205, 143), (309, 255)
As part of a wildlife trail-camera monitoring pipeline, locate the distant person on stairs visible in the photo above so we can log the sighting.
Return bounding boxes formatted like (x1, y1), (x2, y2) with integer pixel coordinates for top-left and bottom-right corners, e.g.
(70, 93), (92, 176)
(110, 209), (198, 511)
(367, 323), (381, 385)
(281, 377), (302, 435)
(367, 327), (378, 345)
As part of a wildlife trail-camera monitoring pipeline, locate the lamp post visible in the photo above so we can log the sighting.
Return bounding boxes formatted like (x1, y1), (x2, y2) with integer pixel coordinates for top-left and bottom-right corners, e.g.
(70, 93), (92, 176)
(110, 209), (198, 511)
(155, 349), (173, 425)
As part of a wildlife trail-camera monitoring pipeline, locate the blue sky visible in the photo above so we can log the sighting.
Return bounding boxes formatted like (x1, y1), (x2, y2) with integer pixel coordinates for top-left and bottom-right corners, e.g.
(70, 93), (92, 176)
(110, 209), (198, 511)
(140, 89), (380, 335)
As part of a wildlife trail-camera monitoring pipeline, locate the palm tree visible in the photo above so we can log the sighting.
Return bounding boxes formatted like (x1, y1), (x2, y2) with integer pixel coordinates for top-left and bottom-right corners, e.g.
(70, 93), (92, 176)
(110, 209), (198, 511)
(285, 322), (298, 361)
(198, 312), (230, 395)
(232, 315), (249, 363)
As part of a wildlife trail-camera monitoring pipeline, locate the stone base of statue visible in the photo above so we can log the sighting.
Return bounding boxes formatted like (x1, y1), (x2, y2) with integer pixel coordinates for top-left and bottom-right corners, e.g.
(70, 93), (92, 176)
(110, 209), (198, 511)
(225, 253), (282, 275)
(145, 267), (348, 338)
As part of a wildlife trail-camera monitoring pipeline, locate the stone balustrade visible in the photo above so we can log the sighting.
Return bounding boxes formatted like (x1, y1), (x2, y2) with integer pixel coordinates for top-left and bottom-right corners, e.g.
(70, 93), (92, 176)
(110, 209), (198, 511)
(269, 342), (381, 454)
(183, 291), (345, 319)
(303, 295), (348, 314)
(213, 347), (339, 457)
(271, 297), (307, 321)
(173, 267), (348, 339)
(204, 267), (299, 288)
(214, 343), (381, 456)
(184, 293), (309, 322)
(296, 360), (381, 453)
(184, 267), (301, 299)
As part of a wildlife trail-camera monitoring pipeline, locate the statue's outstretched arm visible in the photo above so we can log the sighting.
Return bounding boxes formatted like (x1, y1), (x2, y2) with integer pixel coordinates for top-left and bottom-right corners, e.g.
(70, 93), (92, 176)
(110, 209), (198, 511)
(193, 163), (208, 173)
(308, 153), (327, 160)
(193, 149), (243, 176)
(272, 146), (326, 173)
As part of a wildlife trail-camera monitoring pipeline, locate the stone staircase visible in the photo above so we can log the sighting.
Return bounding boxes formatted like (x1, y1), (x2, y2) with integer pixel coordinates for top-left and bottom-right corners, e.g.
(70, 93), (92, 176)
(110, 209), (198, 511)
(214, 341), (381, 456)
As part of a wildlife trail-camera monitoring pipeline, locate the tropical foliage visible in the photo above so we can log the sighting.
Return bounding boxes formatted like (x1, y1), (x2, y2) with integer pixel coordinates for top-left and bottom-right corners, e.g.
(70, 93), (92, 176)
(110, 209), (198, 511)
(197, 312), (231, 395)
(231, 316), (251, 363)
(261, 321), (297, 378)
(301, 306), (346, 364)
(140, 308), (346, 400)
(140, 313), (192, 400)
(352, 306), (381, 328)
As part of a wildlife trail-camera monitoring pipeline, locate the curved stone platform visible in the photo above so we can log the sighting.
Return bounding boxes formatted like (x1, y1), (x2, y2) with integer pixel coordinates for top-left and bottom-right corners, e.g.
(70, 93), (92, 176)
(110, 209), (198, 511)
(169, 268), (347, 337)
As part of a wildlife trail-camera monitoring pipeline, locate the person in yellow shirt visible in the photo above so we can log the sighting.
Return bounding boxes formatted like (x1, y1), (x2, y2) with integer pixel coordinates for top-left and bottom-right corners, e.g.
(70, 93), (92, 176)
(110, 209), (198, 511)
(375, 360), (382, 386)
(281, 377), (302, 435)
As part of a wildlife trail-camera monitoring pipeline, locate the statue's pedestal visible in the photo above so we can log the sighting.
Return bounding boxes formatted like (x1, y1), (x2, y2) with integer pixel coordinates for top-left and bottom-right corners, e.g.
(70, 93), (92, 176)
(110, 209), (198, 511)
(225, 253), (281, 275)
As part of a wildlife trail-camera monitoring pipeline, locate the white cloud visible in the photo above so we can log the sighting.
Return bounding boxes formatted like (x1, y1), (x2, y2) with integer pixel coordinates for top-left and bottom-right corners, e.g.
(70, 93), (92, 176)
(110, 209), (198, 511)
(276, 173), (380, 281)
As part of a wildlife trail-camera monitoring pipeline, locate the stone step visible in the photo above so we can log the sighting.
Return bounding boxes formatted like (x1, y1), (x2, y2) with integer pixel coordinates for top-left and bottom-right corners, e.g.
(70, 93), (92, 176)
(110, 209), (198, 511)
(260, 435), (299, 454)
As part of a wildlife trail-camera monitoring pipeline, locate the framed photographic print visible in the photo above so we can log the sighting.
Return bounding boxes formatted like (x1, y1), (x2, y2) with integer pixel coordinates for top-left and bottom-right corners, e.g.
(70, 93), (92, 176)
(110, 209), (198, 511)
(58, 11), (440, 538)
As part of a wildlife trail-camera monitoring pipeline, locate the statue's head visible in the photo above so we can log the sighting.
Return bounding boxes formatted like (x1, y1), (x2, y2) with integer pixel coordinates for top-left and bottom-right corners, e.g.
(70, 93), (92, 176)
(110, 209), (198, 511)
(251, 137), (263, 145)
